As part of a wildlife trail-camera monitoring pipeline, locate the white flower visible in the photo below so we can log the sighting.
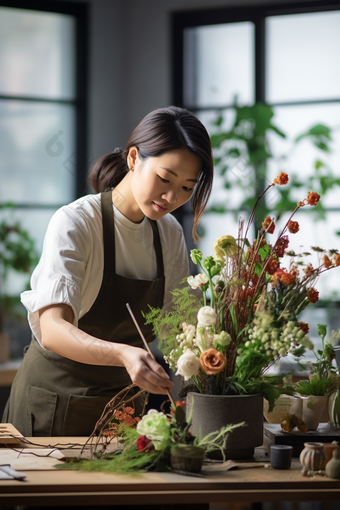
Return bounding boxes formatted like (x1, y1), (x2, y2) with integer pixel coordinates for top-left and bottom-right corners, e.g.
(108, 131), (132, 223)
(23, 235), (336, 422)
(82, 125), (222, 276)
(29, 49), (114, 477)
(136, 410), (170, 451)
(175, 349), (200, 380)
(213, 331), (232, 348)
(187, 273), (209, 289)
(197, 306), (216, 327)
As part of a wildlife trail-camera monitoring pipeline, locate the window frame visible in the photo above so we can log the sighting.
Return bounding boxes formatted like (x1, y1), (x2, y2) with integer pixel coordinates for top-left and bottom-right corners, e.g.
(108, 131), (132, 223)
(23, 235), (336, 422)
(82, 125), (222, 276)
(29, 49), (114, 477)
(0, 0), (88, 205)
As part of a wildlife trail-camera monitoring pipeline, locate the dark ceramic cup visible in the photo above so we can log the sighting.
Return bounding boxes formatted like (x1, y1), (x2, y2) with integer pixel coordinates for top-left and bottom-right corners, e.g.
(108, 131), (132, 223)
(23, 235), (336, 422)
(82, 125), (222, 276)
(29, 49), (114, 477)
(270, 445), (293, 469)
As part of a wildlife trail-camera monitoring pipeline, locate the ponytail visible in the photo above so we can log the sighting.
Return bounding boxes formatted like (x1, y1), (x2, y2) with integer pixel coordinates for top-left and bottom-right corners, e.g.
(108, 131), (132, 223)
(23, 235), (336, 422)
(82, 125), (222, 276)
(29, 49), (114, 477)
(88, 148), (128, 192)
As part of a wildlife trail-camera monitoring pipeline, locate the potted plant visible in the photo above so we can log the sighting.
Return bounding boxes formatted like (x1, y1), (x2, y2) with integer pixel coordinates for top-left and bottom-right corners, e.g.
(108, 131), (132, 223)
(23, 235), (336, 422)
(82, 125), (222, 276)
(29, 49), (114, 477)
(57, 401), (243, 474)
(294, 324), (340, 430)
(0, 206), (38, 362)
(144, 173), (340, 458)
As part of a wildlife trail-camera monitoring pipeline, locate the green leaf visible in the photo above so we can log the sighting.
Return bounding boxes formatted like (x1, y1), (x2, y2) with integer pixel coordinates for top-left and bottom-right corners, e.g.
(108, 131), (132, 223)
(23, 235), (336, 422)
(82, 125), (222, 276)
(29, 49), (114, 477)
(254, 262), (263, 277)
(175, 406), (186, 426)
(258, 244), (271, 261)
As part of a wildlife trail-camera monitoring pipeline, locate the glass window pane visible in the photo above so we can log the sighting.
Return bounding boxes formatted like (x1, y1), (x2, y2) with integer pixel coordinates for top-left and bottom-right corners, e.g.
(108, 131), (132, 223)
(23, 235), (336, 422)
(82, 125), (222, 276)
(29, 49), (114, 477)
(184, 22), (254, 107)
(0, 6), (76, 99)
(266, 11), (340, 103)
(0, 100), (76, 205)
(266, 103), (340, 208)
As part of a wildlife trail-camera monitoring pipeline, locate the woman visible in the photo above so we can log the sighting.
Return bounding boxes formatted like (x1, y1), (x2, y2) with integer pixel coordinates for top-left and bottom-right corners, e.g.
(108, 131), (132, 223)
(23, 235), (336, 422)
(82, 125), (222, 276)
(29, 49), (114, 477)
(3, 106), (213, 437)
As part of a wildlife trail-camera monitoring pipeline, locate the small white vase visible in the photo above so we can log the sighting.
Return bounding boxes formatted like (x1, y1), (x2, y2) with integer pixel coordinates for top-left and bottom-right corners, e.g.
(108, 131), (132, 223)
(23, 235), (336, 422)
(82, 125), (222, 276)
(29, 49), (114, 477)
(263, 394), (302, 424)
(301, 395), (328, 430)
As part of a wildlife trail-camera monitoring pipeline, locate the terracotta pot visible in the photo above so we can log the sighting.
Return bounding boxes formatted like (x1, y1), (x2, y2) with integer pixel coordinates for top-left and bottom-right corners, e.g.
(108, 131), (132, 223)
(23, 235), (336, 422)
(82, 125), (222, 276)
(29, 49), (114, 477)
(263, 395), (302, 424)
(324, 442), (340, 467)
(301, 395), (328, 430)
(170, 445), (205, 473)
(300, 442), (325, 471)
(186, 392), (263, 460)
(328, 390), (340, 431)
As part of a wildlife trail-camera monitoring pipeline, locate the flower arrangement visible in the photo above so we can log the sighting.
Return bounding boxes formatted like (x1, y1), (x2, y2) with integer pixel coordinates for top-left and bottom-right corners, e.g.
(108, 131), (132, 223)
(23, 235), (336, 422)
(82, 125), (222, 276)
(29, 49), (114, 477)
(59, 402), (243, 474)
(145, 173), (340, 409)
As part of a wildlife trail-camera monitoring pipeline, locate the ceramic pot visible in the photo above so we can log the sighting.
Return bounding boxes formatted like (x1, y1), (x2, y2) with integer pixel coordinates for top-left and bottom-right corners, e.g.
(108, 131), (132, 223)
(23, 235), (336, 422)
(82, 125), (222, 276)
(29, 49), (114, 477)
(325, 448), (340, 479)
(328, 390), (340, 431)
(301, 395), (328, 430)
(186, 392), (263, 460)
(300, 442), (325, 471)
(270, 445), (292, 470)
(263, 395), (302, 424)
(170, 445), (205, 473)
(324, 442), (340, 467)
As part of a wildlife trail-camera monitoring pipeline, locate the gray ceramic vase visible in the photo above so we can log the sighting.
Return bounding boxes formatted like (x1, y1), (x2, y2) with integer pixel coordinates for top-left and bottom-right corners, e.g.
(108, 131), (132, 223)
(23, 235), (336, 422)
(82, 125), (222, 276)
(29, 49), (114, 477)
(186, 392), (263, 460)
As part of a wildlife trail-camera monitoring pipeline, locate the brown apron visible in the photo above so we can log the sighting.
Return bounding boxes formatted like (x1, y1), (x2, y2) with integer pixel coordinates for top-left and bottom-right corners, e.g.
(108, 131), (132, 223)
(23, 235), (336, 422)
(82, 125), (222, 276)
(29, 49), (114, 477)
(3, 191), (165, 436)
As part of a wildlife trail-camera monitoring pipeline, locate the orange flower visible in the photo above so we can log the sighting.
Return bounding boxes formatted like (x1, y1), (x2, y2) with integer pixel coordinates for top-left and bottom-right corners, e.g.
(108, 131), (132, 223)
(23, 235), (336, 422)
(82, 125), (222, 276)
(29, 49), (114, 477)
(299, 322), (310, 335)
(290, 265), (300, 280)
(280, 272), (295, 286)
(307, 191), (320, 206)
(323, 255), (332, 269)
(266, 257), (279, 275)
(175, 400), (186, 408)
(303, 263), (314, 278)
(334, 254), (340, 266)
(273, 172), (289, 185)
(200, 348), (226, 375)
(288, 221), (299, 234)
(307, 288), (319, 304)
(122, 415), (137, 426)
(262, 216), (275, 234)
(124, 407), (135, 415)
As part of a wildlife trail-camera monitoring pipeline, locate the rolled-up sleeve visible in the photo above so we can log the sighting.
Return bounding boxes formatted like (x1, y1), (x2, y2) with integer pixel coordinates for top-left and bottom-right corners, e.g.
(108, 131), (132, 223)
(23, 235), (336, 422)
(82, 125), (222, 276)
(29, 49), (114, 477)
(21, 206), (90, 343)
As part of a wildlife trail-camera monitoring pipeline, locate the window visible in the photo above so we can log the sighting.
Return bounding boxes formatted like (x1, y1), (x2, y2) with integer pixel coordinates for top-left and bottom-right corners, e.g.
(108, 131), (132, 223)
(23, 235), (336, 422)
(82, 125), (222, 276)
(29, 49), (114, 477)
(0, 1), (87, 357)
(173, 1), (340, 300)
(173, 1), (340, 359)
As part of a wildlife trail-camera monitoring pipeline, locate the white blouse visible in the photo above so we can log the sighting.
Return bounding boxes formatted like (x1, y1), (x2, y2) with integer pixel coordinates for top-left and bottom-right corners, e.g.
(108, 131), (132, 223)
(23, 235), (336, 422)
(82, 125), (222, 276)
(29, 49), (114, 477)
(21, 193), (189, 345)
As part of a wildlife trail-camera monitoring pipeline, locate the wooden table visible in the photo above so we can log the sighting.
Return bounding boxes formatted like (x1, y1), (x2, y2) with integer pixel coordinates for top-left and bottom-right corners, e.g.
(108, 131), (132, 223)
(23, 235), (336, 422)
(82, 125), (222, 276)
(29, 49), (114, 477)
(0, 437), (340, 508)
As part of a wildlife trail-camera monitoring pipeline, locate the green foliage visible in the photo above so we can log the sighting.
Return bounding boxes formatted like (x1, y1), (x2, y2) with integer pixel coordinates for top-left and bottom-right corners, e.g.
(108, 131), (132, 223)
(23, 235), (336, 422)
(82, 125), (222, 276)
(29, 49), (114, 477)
(295, 378), (332, 397)
(143, 286), (202, 358)
(0, 207), (39, 331)
(209, 102), (338, 231)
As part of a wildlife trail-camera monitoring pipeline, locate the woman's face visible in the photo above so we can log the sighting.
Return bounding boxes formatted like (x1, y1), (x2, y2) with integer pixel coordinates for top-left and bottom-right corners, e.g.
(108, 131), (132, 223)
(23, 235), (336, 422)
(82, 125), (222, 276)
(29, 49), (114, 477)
(129, 147), (201, 221)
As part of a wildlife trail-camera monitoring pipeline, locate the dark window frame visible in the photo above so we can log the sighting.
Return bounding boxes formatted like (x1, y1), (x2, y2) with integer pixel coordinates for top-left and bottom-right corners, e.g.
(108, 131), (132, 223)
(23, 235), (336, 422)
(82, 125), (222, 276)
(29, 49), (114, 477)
(0, 0), (88, 205)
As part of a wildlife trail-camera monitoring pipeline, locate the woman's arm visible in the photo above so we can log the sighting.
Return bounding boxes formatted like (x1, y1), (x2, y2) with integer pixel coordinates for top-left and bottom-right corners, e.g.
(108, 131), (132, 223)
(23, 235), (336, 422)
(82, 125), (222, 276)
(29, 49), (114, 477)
(39, 304), (173, 395)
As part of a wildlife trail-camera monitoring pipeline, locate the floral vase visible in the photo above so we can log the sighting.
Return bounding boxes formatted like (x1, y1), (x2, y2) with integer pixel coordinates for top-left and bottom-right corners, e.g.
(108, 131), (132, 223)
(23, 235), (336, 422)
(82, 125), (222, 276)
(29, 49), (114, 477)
(301, 395), (328, 430)
(186, 392), (263, 460)
(170, 444), (205, 473)
(328, 390), (340, 431)
(263, 395), (302, 424)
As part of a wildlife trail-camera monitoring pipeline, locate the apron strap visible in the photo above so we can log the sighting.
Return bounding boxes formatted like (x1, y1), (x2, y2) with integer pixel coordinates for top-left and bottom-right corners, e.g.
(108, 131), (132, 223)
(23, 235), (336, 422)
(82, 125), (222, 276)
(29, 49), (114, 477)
(101, 191), (164, 278)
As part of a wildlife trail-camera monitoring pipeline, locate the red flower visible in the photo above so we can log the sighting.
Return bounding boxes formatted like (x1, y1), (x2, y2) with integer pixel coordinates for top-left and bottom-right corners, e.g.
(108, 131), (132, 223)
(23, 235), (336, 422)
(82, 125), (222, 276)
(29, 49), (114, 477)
(299, 322), (310, 335)
(266, 257), (279, 275)
(137, 435), (152, 451)
(262, 216), (275, 234)
(288, 221), (299, 234)
(274, 235), (289, 258)
(273, 172), (289, 185)
(307, 191), (320, 206)
(307, 288), (319, 304)
(124, 407), (135, 415)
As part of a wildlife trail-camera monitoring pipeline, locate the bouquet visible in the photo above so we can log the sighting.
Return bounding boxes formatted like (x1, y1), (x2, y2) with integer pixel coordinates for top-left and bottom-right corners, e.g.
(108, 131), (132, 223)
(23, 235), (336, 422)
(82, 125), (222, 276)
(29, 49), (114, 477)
(145, 173), (340, 409)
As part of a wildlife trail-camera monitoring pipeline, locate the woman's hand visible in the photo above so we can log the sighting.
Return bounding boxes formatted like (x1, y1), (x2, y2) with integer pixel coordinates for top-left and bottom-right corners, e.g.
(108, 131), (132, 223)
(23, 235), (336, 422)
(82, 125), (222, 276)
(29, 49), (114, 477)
(119, 344), (174, 395)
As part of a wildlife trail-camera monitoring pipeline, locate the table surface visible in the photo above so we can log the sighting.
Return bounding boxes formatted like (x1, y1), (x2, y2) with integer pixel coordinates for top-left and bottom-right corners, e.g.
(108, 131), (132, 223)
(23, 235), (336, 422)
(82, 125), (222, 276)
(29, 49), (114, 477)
(0, 436), (340, 507)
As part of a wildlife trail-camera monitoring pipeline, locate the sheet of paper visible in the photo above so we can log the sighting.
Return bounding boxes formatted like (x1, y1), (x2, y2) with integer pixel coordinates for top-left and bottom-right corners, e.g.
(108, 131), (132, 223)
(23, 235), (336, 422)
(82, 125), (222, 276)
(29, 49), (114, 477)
(0, 448), (65, 470)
